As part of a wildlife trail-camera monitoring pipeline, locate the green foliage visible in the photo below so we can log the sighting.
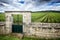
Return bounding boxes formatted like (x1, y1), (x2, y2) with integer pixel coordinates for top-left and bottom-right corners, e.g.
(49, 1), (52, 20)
(0, 13), (5, 21)
(0, 35), (20, 40)
(31, 12), (60, 23)
(13, 14), (23, 24)
(22, 37), (60, 40)
(0, 35), (60, 40)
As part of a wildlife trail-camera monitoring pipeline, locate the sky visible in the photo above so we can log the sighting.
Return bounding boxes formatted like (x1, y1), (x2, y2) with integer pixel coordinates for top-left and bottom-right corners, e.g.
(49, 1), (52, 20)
(0, 0), (60, 11)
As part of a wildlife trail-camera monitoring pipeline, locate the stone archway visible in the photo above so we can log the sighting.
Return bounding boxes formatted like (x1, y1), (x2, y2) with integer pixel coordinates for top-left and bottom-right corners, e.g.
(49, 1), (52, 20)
(5, 11), (31, 34)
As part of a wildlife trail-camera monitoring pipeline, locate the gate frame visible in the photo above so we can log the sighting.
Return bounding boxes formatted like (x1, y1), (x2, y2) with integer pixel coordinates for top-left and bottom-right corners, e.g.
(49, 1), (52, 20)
(5, 11), (31, 34)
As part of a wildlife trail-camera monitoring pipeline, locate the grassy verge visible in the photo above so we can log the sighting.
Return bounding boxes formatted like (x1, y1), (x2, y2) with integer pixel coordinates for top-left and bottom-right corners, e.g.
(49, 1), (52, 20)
(22, 37), (60, 40)
(0, 35), (20, 40)
(0, 35), (60, 40)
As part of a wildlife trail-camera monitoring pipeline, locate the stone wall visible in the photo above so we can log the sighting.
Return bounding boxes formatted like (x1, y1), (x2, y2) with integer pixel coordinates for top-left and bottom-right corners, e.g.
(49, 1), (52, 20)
(0, 22), (5, 34)
(25, 23), (60, 38)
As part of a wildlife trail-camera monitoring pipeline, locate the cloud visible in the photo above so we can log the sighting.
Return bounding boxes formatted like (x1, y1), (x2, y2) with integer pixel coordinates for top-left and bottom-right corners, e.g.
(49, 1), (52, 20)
(0, 0), (60, 11)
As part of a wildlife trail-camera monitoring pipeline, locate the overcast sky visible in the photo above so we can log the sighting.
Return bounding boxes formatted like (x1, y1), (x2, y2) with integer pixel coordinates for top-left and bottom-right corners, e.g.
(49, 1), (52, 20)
(0, 0), (60, 11)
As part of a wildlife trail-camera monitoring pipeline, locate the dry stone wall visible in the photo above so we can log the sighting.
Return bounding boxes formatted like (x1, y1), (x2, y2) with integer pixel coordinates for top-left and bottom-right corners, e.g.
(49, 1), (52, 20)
(25, 23), (60, 38)
(0, 22), (5, 34)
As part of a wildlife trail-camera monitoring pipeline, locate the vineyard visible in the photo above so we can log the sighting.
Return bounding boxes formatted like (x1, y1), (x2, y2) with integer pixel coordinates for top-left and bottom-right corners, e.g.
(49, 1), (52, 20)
(0, 13), (5, 22)
(0, 14), (23, 24)
(0, 11), (60, 23)
(31, 11), (60, 23)
(12, 14), (23, 24)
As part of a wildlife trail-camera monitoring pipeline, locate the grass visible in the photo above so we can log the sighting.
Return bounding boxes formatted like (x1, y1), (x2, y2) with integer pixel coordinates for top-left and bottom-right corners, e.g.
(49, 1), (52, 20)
(0, 35), (60, 40)
(22, 37), (60, 40)
(0, 35), (20, 40)
(31, 11), (60, 23)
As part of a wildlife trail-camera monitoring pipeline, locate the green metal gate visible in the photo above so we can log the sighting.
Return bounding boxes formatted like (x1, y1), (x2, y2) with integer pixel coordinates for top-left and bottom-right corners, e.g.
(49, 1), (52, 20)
(12, 25), (23, 33)
(12, 14), (23, 33)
